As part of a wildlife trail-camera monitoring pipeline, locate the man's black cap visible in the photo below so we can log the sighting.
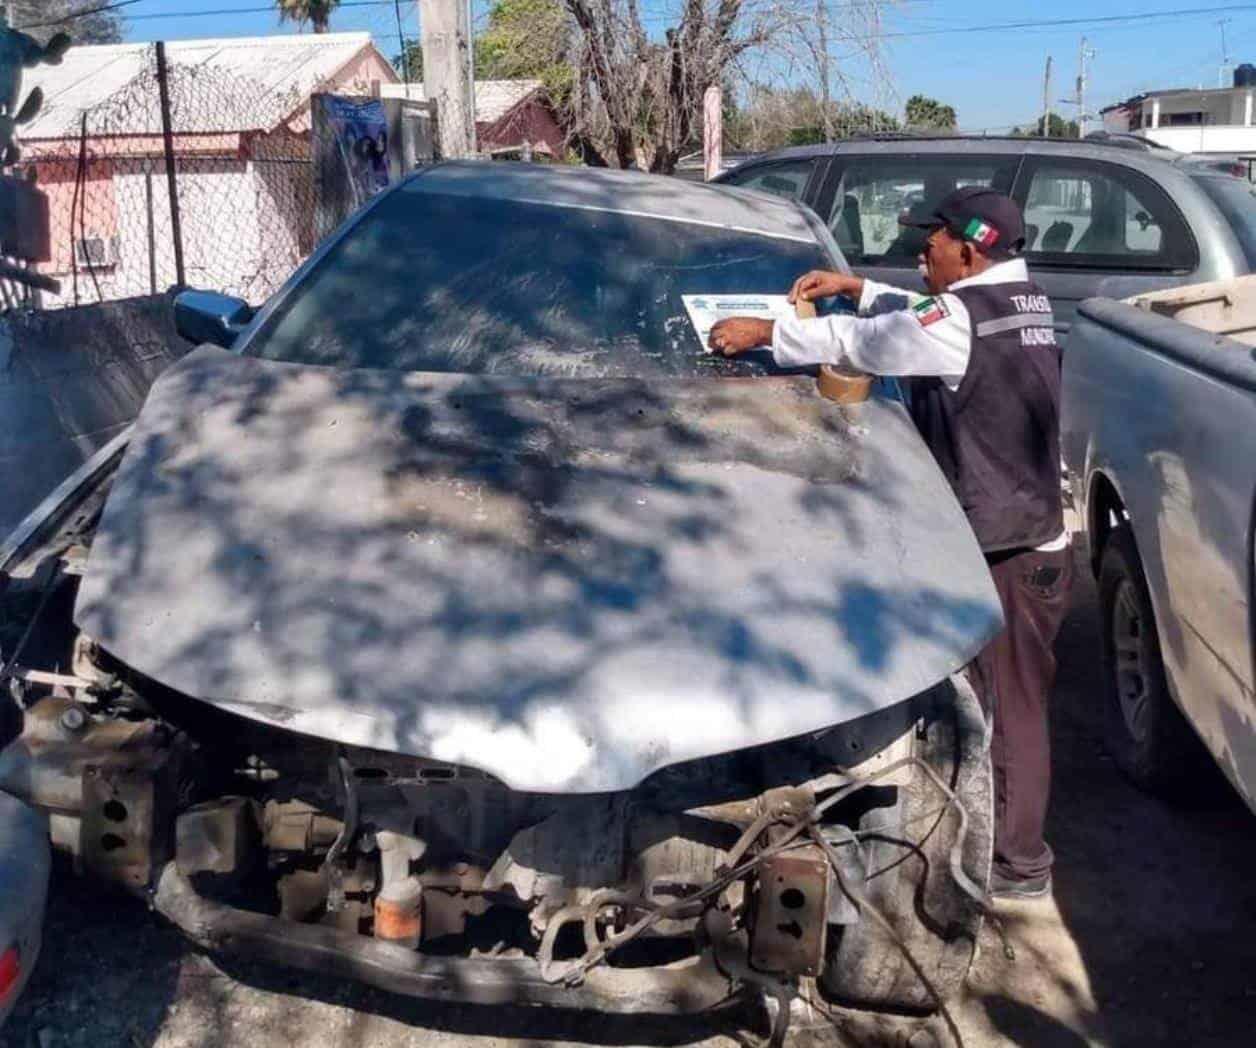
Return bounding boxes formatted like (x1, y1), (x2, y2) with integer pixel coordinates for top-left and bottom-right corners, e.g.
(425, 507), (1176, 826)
(899, 186), (1026, 256)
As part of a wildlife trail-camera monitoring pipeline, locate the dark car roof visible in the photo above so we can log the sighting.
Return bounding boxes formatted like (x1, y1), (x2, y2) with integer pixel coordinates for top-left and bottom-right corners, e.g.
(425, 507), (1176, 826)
(407, 160), (824, 244)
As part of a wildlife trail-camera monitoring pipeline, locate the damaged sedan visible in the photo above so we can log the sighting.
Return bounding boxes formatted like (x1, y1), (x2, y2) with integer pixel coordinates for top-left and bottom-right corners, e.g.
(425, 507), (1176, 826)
(0, 163), (1002, 1038)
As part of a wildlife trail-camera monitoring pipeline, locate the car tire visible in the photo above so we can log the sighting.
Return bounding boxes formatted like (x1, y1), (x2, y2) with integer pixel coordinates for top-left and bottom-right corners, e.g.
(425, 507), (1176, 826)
(1098, 524), (1210, 794)
(820, 673), (993, 1013)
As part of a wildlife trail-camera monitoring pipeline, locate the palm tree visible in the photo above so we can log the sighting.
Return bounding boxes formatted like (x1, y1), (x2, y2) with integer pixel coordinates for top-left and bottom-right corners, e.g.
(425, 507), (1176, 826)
(276, 0), (340, 34)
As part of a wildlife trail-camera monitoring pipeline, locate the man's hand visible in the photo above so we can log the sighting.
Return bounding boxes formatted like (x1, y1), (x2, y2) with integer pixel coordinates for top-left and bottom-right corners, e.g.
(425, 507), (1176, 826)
(787, 270), (864, 304)
(708, 317), (774, 356)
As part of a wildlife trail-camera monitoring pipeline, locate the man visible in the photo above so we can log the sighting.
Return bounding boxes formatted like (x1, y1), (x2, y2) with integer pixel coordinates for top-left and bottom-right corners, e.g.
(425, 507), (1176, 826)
(709, 187), (1072, 901)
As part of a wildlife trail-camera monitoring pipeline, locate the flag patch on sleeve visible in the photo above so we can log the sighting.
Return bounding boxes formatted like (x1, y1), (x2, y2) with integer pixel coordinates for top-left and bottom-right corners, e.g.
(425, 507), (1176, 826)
(912, 296), (950, 327)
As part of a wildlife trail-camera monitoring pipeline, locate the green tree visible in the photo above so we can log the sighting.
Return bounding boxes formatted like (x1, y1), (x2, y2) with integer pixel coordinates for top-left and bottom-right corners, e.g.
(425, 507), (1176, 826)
(904, 94), (957, 131)
(475, 0), (573, 101)
(1012, 113), (1079, 138)
(731, 86), (900, 152)
(833, 102), (901, 137)
(392, 38), (423, 82)
(9, 0), (123, 45)
(276, 0), (340, 34)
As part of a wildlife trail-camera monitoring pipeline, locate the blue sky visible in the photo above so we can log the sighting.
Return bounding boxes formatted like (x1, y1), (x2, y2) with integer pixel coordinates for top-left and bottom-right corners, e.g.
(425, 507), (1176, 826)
(108, 1), (1256, 132)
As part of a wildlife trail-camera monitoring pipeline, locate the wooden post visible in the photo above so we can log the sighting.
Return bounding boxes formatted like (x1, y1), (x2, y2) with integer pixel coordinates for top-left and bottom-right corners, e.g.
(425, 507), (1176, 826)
(155, 42), (186, 288)
(145, 165), (157, 294)
(703, 85), (722, 182)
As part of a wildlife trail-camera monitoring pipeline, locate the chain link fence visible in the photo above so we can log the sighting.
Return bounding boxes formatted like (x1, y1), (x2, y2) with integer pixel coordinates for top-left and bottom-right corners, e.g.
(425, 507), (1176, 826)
(21, 43), (332, 310)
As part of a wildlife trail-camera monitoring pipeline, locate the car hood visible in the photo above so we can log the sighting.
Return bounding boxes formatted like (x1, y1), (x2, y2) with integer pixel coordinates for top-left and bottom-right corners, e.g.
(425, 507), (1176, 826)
(75, 347), (1001, 792)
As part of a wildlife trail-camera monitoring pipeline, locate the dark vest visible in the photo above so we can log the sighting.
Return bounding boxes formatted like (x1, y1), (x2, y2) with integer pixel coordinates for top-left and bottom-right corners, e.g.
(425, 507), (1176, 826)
(905, 277), (1062, 553)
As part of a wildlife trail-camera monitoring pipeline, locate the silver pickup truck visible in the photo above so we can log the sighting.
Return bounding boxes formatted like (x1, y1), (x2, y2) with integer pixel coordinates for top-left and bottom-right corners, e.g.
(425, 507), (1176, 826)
(1063, 277), (1256, 809)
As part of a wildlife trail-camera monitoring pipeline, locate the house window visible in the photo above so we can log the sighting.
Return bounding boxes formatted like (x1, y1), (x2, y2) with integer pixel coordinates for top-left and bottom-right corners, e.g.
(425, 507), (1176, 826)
(34, 159), (121, 276)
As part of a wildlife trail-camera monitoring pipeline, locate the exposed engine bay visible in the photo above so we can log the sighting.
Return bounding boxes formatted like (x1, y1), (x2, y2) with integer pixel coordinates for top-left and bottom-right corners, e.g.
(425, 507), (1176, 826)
(1, 518), (992, 1041)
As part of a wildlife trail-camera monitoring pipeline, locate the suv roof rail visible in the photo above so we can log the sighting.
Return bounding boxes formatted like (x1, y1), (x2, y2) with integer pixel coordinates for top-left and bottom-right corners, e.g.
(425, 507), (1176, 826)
(811, 131), (1177, 153)
(1082, 130), (1174, 152)
(737, 131), (1187, 165)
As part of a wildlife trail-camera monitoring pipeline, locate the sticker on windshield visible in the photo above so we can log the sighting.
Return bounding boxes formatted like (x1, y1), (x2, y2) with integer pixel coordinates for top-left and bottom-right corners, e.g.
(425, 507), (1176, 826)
(912, 296), (951, 327)
(683, 294), (796, 349)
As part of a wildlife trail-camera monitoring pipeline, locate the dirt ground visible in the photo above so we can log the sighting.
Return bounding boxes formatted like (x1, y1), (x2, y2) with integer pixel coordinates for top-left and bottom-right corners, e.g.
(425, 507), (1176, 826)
(7, 546), (1256, 1048)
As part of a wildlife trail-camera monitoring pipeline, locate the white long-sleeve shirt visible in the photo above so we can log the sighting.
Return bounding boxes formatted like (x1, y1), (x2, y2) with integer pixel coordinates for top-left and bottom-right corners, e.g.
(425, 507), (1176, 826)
(770, 257), (1068, 551)
(772, 258), (1035, 392)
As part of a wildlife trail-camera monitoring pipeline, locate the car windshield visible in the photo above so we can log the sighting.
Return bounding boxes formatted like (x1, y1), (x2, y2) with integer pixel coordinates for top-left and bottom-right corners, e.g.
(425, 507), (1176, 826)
(246, 183), (839, 377)
(1194, 174), (1256, 269)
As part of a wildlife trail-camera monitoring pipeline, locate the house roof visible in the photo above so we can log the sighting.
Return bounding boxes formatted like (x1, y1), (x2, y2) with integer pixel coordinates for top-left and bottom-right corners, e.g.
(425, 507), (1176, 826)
(1102, 84), (1252, 114)
(20, 32), (394, 140)
(380, 80), (544, 124)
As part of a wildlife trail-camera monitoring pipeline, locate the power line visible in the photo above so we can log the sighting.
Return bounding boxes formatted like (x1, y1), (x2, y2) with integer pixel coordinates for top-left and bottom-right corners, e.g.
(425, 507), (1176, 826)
(877, 4), (1256, 41)
(98, 1), (412, 24)
(637, 0), (936, 24)
(15, 0), (140, 30)
(18, 0), (929, 30)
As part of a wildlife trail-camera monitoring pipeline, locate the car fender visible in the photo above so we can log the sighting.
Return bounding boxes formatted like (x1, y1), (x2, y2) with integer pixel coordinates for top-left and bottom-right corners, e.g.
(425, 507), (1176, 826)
(0, 789), (51, 1027)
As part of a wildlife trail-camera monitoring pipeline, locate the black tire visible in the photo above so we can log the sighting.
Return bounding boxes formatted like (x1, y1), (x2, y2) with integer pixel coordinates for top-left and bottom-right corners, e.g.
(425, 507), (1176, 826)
(1098, 524), (1211, 794)
(820, 674), (993, 1013)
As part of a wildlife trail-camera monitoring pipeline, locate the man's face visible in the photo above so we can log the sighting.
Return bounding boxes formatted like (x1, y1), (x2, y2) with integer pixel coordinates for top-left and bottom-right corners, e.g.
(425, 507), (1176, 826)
(919, 226), (970, 295)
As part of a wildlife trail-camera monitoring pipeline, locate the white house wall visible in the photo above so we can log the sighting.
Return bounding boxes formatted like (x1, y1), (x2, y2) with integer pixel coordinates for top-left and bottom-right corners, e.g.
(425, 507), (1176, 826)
(1142, 125), (1256, 153)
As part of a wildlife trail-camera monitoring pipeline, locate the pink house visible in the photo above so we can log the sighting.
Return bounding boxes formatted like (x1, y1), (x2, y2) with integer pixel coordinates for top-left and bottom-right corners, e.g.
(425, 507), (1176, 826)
(18, 33), (399, 305)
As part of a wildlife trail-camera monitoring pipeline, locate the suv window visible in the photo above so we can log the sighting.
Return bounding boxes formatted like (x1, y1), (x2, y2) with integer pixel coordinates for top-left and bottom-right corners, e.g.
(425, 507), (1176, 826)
(1019, 161), (1196, 270)
(1194, 174), (1256, 268)
(825, 156), (1019, 265)
(722, 160), (816, 201)
(247, 187), (836, 377)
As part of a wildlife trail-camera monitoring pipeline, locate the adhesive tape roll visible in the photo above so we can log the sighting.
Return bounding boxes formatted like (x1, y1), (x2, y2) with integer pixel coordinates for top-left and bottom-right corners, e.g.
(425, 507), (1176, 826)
(817, 364), (873, 405)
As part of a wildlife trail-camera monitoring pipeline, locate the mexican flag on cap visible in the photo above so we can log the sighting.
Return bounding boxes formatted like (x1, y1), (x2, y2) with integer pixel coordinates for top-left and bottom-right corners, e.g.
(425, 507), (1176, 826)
(963, 217), (1000, 249)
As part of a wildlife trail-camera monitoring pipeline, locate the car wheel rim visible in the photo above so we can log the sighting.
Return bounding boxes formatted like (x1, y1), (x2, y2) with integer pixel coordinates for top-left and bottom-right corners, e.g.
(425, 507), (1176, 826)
(1112, 578), (1151, 742)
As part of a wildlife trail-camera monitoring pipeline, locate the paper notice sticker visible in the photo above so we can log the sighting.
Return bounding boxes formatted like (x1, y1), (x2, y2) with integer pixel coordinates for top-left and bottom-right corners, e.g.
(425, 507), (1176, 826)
(682, 294), (797, 350)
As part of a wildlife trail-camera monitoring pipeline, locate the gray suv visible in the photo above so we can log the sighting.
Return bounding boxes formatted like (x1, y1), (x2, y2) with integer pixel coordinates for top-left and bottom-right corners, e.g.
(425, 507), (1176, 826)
(716, 135), (1256, 335)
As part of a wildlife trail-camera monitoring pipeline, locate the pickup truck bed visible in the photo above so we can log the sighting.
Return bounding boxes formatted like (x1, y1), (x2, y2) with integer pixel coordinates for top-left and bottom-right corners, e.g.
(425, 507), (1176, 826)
(1063, 277), (1256, 808)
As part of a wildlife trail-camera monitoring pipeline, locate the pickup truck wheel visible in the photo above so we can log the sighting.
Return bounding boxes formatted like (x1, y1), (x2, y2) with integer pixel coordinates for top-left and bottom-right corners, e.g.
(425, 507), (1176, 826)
(1098, 525), (1207, 794)
(820, 674), (992, 1013)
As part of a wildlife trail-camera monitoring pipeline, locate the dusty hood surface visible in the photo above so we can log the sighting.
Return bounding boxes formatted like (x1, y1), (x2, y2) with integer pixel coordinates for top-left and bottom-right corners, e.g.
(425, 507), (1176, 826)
(76, 347), (1001, 792)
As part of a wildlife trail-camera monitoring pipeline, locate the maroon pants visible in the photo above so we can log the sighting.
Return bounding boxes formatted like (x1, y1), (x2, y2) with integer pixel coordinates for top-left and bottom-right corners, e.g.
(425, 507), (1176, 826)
(969, 545), (1074, 882)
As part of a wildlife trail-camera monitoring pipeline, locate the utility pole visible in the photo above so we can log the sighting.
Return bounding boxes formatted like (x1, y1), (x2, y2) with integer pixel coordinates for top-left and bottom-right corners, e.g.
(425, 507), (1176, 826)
(393, 0), (412, 99)
(1219, 18), (1233, 88)
(466, 0), (477, 154)
(419, 0), (475, 158)
(1076, 36), (1096, 138)
(1042, 55), (1053, 137)
(816, 0), (833, 141)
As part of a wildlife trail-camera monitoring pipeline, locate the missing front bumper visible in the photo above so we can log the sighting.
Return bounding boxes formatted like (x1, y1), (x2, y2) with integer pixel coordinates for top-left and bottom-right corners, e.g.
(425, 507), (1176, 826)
(150, 863), (737, 1014)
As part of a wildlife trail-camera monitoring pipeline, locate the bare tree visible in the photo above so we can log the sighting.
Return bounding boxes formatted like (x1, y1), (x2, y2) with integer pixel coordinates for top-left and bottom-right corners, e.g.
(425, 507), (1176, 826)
(560, 0), (777, 172)
(558, 0), (893, 173)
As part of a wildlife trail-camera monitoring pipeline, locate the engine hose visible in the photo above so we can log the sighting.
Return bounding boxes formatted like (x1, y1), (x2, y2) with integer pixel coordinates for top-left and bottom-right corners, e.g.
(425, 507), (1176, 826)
(322, 755), (359, 912)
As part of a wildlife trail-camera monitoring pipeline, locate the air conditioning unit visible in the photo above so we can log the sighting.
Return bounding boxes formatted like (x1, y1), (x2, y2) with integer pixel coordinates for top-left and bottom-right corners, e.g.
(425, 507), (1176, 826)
(73, 234), (118, 268)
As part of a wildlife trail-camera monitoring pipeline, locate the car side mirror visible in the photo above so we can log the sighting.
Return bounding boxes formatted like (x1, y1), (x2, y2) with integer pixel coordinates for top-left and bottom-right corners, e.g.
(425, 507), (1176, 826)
(174, 289), (254, 348)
